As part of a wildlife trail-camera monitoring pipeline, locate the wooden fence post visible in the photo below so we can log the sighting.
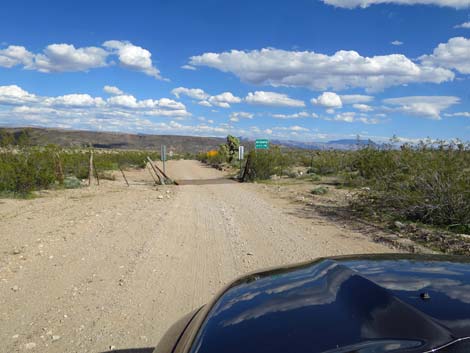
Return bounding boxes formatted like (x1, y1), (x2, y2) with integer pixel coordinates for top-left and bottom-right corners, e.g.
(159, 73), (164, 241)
(55, 152), (64, 184)
(152, 161), (178, 185)
(92, 159), (100, 186)
(147, 156), (164, 185)
(146, 162), (158, 185)
(88, 150), (94, 186)
(119, 165), (129, 186)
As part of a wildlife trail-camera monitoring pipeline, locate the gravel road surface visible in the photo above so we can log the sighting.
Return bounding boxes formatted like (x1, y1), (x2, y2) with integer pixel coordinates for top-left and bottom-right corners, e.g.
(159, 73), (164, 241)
(0, 160), (393, 353)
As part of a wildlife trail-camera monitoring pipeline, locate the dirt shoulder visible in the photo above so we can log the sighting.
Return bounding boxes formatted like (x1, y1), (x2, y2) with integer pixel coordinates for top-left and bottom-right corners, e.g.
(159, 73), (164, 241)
(1, 160), (395, 353)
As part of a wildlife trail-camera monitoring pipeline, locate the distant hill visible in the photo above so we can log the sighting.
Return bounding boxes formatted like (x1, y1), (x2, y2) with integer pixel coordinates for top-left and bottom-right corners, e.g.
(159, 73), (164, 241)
(271, 138), (378, 150)
(0, 127), (225, 153)
(327, 139), (377, 146)
(0, 127), (380, 152)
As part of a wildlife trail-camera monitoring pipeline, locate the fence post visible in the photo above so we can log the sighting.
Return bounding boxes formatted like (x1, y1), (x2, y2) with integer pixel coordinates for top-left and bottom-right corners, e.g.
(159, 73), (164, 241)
(55, 152), (64, 184)
(146, 163), (158, 185)
(92, 159), (100, 186)
(147, 156), (164, 185)
(119, 165), (129, 186)
(88, 150), (94, 186)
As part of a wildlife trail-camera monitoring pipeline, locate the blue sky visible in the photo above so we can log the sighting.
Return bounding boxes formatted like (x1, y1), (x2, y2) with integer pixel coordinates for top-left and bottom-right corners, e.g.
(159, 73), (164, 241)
(0, 0), (469, 142)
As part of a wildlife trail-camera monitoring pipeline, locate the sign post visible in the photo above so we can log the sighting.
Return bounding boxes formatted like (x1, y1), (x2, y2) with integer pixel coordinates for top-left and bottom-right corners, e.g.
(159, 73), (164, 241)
(255, 139), (269, 150)
(161, 145), (167, 174)
(238, 146), (244, 179)
(238, 146), (244, 160)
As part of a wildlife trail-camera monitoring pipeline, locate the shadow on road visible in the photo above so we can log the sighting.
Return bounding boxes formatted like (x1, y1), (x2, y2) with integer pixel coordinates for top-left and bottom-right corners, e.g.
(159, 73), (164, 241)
(176, 178), (238, 185)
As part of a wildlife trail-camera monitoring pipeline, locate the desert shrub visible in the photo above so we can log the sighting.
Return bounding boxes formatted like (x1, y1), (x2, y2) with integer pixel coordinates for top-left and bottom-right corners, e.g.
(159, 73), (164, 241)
(306, 151), (355, 176)
(0, 147), (159, 195)
(308, 173), (321, 181)
(98, 171), (116, 181)
(311, 186), (329, 195)
(284, 170), (299, 178)
(242, 141), (470, 234)
(63, 176), (81, 189)
(351, 142), (470, 234)
(306, 167), (315, 174)
(61, 151), (89, 179)
(0, 146), (57, 194)
(197, 147), (228, 167)
(244, 147), (294, 181)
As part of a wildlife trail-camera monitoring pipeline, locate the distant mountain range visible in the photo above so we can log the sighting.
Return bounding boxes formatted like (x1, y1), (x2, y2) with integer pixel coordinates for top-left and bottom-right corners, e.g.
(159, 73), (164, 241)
(0, 127), (379, 152)
(271, 138), (378, 150)
(0, 127), (225, 153)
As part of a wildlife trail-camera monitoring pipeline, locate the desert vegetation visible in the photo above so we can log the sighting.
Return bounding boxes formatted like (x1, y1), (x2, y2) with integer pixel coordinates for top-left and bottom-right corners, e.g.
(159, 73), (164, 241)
(0, 130), (160, 195)
(3, 129), (469, 237)
(199, 136), (470, 236)
(293, 141), (470, 235)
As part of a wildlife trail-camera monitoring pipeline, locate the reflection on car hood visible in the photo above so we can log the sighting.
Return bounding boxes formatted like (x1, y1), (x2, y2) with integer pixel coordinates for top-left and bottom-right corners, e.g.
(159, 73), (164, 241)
(189, 254), (470, 353)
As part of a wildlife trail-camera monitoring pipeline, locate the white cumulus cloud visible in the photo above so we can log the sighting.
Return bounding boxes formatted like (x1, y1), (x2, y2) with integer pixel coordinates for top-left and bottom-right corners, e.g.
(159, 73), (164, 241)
(229, 112), (254, 122)
(0, 84), (193, 135)
(181, 64), (197, 70)
(383, 96), (460, 119)
(0, 85), (37, 105)
(171, 87), (209, 100)
(104, 85), (124, 95)
(103, 40), (163, 79)
(273, 125), (309, 132)
(107, 94), (139, 108)
(340, 94), (375, 104)
(321, 0), (469, 9)
(0, 41), (164, 79)
(198, 100), (213, 107)
(420, 37), (470, 74)
(0, 45), (34, 68)
(454, 22), (470, 29)
(173, 87), (241, 108)
(44, 94), (105, 107)
(208, 92), (241, 108)
(330, 112), (380, 124)
(311, 92), (343, 109)
(245, 91), (305, 107)
(391, 40), (404, 46)
(32, 44), (108, 72)
(106, 94), (186, 112)
(189, 48), (454, 92)
(353, 103), (373, 112)
(272, 112), (315, 119)
(444, 112), (470, 117)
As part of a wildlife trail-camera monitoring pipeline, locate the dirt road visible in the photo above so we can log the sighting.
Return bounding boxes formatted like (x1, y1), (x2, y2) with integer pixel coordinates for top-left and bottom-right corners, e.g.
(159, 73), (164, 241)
(0, 160), (393, 353)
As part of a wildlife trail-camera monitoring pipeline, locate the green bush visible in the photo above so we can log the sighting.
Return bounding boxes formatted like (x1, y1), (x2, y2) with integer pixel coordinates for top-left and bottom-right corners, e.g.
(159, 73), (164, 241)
(0, 146), (159, 195)
(311, 186), (329, 195)
(350, 142), (470, 234)
(63, 176), (82, 189)
(296, 151), (355, 176)
(244, 147), (294, 181)
(0, 147), (56, 194)
(237, 140), (470, 234)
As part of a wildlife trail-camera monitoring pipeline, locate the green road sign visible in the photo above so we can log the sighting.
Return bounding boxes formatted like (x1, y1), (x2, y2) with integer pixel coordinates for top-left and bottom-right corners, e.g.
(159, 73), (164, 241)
(255, 139), (269, 149)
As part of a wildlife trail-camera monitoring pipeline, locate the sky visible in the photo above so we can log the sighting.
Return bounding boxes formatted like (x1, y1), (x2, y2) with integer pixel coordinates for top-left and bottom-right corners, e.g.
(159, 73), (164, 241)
(0, 0), (469, 143)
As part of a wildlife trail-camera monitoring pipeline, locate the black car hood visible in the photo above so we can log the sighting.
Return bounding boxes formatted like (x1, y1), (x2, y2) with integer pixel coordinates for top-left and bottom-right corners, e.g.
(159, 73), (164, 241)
(187, 254), (470, 353)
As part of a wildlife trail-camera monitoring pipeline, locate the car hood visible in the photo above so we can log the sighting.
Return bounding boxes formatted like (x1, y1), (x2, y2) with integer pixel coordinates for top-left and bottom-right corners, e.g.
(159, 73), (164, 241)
(188, 254), (470, 353)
